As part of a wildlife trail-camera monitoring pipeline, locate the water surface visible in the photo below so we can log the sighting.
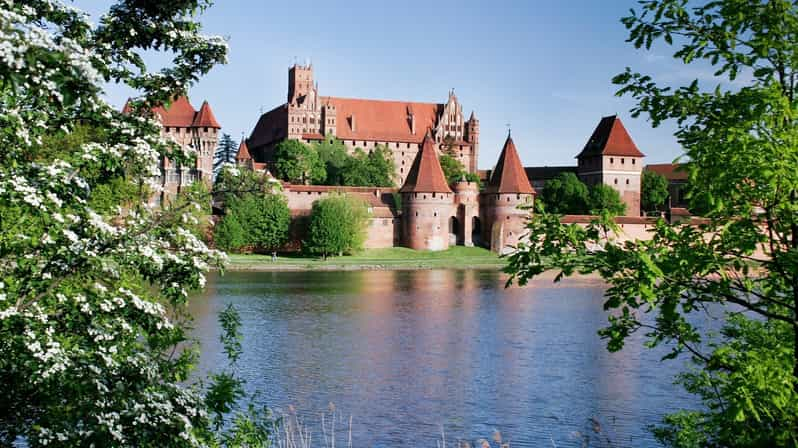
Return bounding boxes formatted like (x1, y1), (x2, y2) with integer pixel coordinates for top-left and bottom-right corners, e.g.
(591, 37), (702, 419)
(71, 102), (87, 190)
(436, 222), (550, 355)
(190, 270), (706, 447)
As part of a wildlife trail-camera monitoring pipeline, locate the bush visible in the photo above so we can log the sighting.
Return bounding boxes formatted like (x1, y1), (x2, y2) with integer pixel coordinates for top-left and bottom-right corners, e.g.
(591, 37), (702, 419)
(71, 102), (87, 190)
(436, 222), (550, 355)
(589, 183), (627, 216)
(642, 170), (669, 212)
(221, 193), (290, 253)
(214, 214), (246, 251)
(304, 194), (369, 258)
(540, 172), (589, 214)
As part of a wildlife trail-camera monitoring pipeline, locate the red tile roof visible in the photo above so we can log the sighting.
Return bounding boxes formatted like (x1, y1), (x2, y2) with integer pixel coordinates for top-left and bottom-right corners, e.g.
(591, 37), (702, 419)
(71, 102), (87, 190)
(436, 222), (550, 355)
(400, 133), (452, 193)
(486, 136), (535, 194)
(323, 96), (440, 143)
(301, 133), (326, 140)
(248, 104), (288, 149)
(192, 100), (221, 128)
(576, 115), (644, 158)
(151, 96), (197, 128)
(645, 163), (688, 181)
(236, 140), (252, 160)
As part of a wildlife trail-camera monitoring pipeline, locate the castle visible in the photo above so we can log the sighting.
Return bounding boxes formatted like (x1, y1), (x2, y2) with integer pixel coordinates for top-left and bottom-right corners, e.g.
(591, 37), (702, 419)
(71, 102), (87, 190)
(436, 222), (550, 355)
(123, 96), (221, 203)
(138, 65), (657, 253)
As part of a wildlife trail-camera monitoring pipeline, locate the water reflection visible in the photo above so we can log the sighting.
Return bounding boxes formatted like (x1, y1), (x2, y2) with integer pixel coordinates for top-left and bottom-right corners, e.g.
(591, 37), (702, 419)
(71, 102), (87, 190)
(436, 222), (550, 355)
(189, 270), (699, 447)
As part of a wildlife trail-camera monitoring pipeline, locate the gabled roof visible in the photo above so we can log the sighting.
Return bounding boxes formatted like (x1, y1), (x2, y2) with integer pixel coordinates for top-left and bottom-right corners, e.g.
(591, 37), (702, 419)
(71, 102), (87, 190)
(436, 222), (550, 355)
(645, 163), (688, 181)
(576, 115), (644, 158)
(400, 132), (452, 193)
(236, 140), (252, 161)
(486, 135), (535, 194)
(151, 96), (197, 128)
(322, 96), (440, 143)
(192, 100), (221, 128)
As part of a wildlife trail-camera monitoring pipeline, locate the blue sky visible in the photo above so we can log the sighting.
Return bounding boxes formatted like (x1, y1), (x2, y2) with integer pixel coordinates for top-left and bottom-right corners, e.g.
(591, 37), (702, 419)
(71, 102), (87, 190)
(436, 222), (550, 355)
(81, 0), (712, 168)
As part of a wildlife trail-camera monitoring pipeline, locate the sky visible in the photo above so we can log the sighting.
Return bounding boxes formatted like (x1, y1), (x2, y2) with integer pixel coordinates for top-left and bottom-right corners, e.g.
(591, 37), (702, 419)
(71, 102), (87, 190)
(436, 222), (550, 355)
(79, 0), (719, 168)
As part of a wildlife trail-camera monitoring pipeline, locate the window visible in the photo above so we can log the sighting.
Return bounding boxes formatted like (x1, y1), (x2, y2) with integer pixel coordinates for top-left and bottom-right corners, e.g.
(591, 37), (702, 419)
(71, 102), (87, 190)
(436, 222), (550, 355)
(632, 159), (636, 165)
(610, 158), (614, 164)
(626, 179), (630, 185)
(614, 178), (618, 185)
(621, 158), (625, 164)
(204, 127), (208, 132)
(407, 143), (410, 148)
(433, 211), (437, 217)
(432, 192), (436, 198)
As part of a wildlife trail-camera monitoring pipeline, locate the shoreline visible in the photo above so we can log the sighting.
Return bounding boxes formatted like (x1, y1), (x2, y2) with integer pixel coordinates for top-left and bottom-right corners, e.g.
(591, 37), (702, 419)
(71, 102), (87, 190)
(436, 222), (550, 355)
(220, 262), (507, 272)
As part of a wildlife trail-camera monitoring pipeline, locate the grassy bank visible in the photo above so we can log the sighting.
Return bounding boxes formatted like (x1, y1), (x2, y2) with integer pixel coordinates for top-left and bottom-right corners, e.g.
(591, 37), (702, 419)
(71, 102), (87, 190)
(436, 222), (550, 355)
(224, 246), (505, 271)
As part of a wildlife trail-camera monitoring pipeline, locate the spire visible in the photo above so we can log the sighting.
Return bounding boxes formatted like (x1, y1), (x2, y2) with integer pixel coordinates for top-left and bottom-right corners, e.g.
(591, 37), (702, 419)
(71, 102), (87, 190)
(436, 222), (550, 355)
(121, 98), (133, 114)
(400, 131), (452, 194)
(192, 100), (222, 128)
(486, 135), (535, 194)
(235, 139), (252, 161)
(576, 115), (644, 158)
(469, 110), (477, 121)
(151, 96), (196, 127)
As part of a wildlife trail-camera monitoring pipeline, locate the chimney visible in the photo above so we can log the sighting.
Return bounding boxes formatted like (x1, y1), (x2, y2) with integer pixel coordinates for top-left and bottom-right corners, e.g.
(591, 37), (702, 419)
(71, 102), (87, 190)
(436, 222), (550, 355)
(407, 105), (415, 134)
(349, 114), (356, 132)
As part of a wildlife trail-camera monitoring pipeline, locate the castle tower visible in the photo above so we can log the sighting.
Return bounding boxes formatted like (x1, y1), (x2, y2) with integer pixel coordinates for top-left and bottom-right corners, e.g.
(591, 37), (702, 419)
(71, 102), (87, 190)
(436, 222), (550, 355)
(191, 100), (221, 182)
(235, 139), (254, 170)
(400, 132), (454, 251)
(466, 110), (479, 173)
(575, 115), (644, 216)
(482, 133), (535, 253)
(288, 64), (314, 105)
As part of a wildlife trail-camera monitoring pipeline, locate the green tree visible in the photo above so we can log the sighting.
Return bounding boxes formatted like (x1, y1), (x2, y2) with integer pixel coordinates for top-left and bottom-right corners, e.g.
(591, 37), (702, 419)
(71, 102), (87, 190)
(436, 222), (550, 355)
(588, 183), (626, 216)
(274, 139), (325, 184)
(0, 1), (276, 446)
(440, 153), (466, 185)
(341, 147), (396, 187)
(214, 213), (246, 251)
(314, 136), (349, 185)
(304, 194), (369, 258)
(214, 132), (238, 177)
(539, 172), (589, 214)
(642, 170), (669, 213)
(507, 1), (798, 446)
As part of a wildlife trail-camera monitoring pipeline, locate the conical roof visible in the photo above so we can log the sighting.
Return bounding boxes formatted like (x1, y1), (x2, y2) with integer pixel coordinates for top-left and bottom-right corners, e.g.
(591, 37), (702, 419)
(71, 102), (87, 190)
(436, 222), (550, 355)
(400, 132), (452, 193)
(486, 135), (535, 194)
(235, 140), (252, 161)
(576, 115), (644, 158)
(150, 96), (196, 127)
(192, 100), (222, 128)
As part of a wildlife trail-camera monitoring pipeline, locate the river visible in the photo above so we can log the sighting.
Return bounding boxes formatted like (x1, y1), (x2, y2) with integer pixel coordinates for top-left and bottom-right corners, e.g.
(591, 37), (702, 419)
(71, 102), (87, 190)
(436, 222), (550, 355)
(189, 269), (709, 447)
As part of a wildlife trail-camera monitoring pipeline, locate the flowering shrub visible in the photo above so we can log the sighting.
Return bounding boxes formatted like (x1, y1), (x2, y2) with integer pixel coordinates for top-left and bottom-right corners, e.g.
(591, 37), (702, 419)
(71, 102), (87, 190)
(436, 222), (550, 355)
(0, 1), (272, 446)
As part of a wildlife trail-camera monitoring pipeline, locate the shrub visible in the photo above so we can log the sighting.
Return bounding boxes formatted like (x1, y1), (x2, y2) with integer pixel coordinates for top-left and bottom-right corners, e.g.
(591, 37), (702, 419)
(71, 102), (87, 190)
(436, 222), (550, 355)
(304, 195), (369, 258)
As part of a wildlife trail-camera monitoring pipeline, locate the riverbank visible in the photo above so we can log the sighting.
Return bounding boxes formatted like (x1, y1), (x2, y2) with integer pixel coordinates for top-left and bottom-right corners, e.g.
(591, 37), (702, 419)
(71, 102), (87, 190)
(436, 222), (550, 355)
(223, 246), (506, 271)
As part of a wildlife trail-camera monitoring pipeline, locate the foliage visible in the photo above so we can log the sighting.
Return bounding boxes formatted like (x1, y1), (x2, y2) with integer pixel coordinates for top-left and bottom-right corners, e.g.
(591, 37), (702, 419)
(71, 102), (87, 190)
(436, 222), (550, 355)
(642, 170), (669, 213)
(304, 194), (369, 258)
(539, 172), (589, 214)
(231, 193), (291, 252)
(214, 213), (246, 251)
(588, 183), (626, 216)
(313, 136), (349, 185)
(274, 139), (325, 185)
(0, 1), (277, 446)
(507, 1), (798, 446)
(213, 133), (237, 178)
(341, 146), (396, 187)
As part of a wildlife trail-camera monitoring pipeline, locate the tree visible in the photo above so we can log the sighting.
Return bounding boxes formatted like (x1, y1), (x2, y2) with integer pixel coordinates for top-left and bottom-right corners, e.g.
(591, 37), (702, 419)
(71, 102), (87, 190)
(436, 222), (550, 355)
(314, 136), (349, 185)
(539, 172), (589, 214)
(214, 132), (237, 178)
(507, 1), (798, 446)
(642, 170), (669, 213)
(0, 1), (275, 446)
(341, 147), (396, 187)
(237, 194), (291, 252)
(304, 195), (369, 258)
(588, 183), (626, 216)
(214, 213), (246, 251)
(274, 139), (325, 184)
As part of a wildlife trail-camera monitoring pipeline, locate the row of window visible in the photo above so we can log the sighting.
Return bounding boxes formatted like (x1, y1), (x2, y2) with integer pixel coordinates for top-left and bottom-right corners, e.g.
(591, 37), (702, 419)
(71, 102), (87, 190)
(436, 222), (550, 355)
(609, 157), (636, 165)
(165, 127), (215, 133)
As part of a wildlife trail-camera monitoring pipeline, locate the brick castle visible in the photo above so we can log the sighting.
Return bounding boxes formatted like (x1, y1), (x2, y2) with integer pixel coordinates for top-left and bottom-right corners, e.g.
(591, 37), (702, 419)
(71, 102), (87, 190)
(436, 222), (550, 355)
(142, 64), (683, 253)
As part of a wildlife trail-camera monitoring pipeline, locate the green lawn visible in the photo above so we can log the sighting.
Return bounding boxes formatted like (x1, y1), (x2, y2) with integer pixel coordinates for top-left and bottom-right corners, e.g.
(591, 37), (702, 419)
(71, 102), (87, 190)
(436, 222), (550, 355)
(225, 246), (505, 270)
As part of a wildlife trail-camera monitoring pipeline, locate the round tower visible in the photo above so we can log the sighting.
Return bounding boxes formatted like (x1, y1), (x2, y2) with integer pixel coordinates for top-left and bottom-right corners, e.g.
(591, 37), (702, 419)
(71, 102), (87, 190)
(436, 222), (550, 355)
(400, 133), (454, 251)
(482, 134), (535, 253)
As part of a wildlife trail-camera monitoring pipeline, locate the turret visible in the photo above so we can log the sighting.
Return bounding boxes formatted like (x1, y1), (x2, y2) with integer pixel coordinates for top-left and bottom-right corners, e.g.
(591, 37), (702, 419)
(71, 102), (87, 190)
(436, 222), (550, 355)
(288, 64), (314, 105)
(482, 133), (535, 253)
(576, 115), (644, 216)
(452, 177), (480, 246)
(400, 132), (454, 251)
(466, 111), (479, 173)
